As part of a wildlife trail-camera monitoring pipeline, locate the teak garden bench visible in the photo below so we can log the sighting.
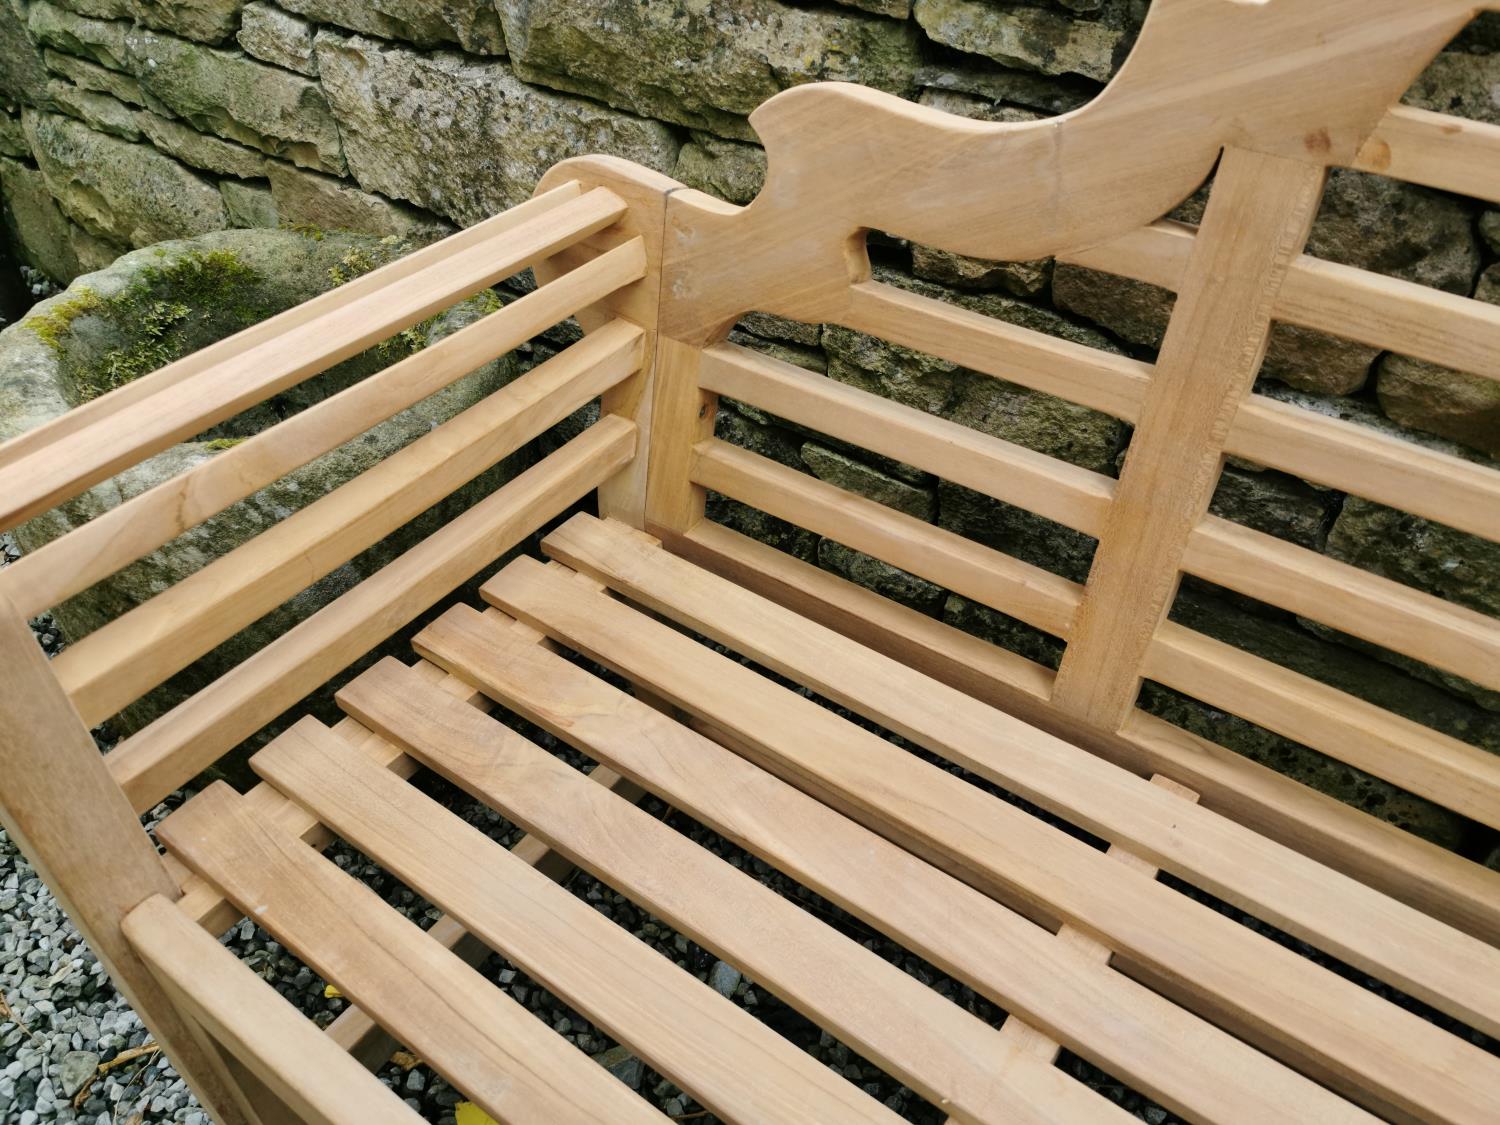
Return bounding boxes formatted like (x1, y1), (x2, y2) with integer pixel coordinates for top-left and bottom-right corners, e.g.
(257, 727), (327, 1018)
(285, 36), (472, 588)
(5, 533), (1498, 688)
(4, 0), (1500, 1121)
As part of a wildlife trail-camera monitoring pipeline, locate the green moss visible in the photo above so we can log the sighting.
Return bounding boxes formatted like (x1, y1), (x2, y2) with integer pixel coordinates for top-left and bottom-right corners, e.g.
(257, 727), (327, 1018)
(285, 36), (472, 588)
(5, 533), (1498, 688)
(24, 289), (105, 351)
(27, 249), (273, 404)
(202, 436), (247, 450)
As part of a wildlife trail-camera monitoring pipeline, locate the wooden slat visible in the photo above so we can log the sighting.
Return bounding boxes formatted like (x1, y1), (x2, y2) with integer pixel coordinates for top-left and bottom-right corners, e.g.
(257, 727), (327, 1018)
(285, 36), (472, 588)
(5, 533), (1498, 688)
(157, 784), (667, 1125)
(55, 323), (643, 727)
(106, 418), (635, 812)
(670, 517), (1500, 946)
(1228, 395), (1500, 544)
(843, 281), (1151, 422)
(241, 724), (902, 1125)
(2, 242), (647, 619)
(1051, 148), (1328, 729)
(642, 336), (715, 535)
(519, 520), (1500, 1120)
(700, 341), (1115, 537)
(1185, 515), (1500, 693)
(0, 599), (258, 1124)
(122, 895), (423, 1125)
(692, 438), (1082, 639)
(988, 776), (1201, 1069)
(0, 185), (625, 531)
(330, 656), (1125, 1125)
(1145, 622), (1500, 829)
(410, 603), (1372, 1124)
(1357, 105), (1500, 205)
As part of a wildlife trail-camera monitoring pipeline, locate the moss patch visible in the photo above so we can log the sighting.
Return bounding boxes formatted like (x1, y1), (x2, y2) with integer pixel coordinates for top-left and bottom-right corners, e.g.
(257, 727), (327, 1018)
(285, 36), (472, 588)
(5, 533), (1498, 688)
(24, 248), (271, 403)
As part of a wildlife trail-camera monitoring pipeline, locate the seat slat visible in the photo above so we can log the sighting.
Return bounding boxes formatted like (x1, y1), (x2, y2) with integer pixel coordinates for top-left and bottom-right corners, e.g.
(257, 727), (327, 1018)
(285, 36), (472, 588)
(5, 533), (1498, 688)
(511, 519), (1500, 1122)
(1, 243), (646, 620)
(670, 518), (1500, 945)
(235, 726), (902, 1125)
(691, 438), (1082, 639)
(105, 417), (635, 812)
(407, 604), (1371, 1125)
(157, 784), (666, 1125)
(321, 657), (1127, 1125)
(122, 895), (423, 1125)
(55, 323), (644, 727)
(0, 184), (624, 531)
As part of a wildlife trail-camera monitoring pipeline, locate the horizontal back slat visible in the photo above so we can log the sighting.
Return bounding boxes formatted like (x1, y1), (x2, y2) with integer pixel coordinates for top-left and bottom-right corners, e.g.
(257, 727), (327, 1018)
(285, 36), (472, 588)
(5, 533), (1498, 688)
(693, 437), (1083, 638)
(1, 240), (647, 620)
(1358, 106), (1500, 204)
(55, 323), (644, 728)
(0, 185), (626, 531)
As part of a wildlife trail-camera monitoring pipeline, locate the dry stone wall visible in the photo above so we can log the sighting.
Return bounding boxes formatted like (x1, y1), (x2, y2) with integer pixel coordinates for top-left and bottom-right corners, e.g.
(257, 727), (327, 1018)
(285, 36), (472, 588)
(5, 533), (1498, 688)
(2, 0), (1499, 858)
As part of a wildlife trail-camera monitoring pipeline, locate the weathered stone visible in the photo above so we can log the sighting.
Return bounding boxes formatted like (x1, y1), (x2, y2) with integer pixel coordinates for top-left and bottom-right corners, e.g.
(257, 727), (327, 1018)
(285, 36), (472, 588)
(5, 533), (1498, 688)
(674, 134), (765, 206)
(911, 244), (1051, 298)
(913, 62), (1095, 116)
(137, 109), (269, 178)
(123, 26), (347, 174)
(1208, 465), (1337, 551)
(737, 311), (821, 349)
(28, 1), (132, 71)
(497, 0), (922, 140)
(220, 177), (277, 227)
(46, 0), (132, 17)
(725, 329), (826, 377)
(47, 79), (141, 139)
(315, 32), (679, 226)
(267, 161), (452, 241)
(943, 594), (1064, 670)
(0, 111), (28, 157)
(1, 156), (97, 281)
(1403, 48), (1500, 126)
(1375, 264), (1500, 458)
(916, 88), (1046, 123)
(592, 1046), (644, 1091)
(836, 0), (911, 17)
(1483, 211), (1500, 256)
(0, 229), (525, 743)
(57, 1052), (99, 1100)
(24, 110), (227, 247)
(913, 0), (1123, 83)
(132, 0), (244, 44)
(819, 539), (946, 616)
(280, 0), (505, 54)
(939, 481), (1098, 583)
(1, 0), (50, 108)
(801, 443), (936, 520)
(43, 49), (149, 107)
(238, 1), (317, 75)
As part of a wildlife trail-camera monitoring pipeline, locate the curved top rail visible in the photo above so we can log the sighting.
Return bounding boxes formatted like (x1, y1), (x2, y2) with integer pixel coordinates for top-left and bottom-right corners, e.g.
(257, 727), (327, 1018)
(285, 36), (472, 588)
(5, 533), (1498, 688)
(661, 0), (1495, 342)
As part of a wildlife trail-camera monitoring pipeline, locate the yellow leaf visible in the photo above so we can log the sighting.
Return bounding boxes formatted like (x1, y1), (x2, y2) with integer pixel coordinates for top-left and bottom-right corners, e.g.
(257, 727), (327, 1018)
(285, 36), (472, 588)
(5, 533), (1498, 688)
(323, 984), (342, 999)
(455, 1103), (500, 1125)
(390, 1050), (421, 1071)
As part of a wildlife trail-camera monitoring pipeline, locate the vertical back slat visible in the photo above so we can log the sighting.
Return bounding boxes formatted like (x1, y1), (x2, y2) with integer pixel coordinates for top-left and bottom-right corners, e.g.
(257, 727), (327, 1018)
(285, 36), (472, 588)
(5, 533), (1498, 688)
(1050, 148), (1329, 729)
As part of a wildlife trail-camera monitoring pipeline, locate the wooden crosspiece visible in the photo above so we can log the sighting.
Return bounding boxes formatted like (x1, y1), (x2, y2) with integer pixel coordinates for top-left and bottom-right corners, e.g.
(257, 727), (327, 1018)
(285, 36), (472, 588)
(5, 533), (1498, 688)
(2, 2), (1500, 1120)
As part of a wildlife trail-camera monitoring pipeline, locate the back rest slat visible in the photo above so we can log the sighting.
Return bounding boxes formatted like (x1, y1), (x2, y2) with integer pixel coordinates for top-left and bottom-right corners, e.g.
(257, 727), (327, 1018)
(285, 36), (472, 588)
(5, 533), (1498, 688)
(1357, 105), (1500, 203)
(0, 184), (626, 530)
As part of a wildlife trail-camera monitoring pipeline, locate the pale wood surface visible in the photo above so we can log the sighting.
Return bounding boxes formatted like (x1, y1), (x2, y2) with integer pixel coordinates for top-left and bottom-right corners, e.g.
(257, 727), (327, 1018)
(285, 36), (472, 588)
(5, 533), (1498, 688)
(520, 518), (1500, 1121)
(1050, 148), (1328, 729)
(158, 783), (668, 1125)
(0, 240), (645, 620)
(123, 895), (423, 1125)
(410, 602), (1372, 1124)
(0, 185), (623, 529)
(669, 519), (1500, 946)
(0, 599), (259, 1124)
(244, 721), (902, 1125)
(54, 322), (643, 727)
(332, 654), (1124, 1125)
(106, 417), (635, 812)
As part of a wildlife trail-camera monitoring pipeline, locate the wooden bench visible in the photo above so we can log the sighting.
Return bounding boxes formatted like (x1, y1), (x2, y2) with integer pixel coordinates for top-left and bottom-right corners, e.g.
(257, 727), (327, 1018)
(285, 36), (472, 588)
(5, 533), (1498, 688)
(3, 1), (1500, 1120)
